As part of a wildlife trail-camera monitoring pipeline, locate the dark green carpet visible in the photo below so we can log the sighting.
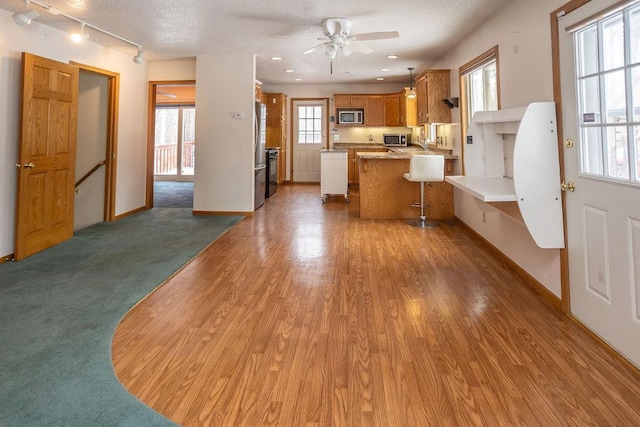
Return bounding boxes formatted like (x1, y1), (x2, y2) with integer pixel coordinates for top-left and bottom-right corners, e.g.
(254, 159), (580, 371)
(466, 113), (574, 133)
(0, 208), (243, 426)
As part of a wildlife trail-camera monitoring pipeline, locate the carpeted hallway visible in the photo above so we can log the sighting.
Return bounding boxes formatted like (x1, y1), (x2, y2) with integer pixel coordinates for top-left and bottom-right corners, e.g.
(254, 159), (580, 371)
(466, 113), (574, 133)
(153, 181), (193, 208)
(0, 208), (242, 425)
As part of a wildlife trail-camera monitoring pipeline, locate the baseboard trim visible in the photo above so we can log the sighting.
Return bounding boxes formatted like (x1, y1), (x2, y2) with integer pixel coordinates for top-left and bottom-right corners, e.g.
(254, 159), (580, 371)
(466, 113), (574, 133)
(114, 206), (147, 221)
(193, 210), (252, 217)
(454, 216), (562, 311)
(567, 313), (640, 379)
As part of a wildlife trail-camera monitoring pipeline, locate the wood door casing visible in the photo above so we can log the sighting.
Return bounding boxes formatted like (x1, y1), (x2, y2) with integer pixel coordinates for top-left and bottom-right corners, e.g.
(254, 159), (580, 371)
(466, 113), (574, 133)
(14, 53), (78, 260)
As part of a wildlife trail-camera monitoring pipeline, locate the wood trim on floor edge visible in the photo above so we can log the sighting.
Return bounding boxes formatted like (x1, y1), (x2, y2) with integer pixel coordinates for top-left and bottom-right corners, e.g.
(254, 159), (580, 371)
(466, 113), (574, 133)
(1, 254), (13, 263)
(567, 313), (640, 380)
(453, 217), (562, 311)
(114, 206), (147, 221)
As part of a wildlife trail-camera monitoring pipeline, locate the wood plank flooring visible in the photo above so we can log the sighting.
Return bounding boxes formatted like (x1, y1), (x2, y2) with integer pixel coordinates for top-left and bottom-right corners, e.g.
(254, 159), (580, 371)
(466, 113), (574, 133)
(112, 184), (640, 426)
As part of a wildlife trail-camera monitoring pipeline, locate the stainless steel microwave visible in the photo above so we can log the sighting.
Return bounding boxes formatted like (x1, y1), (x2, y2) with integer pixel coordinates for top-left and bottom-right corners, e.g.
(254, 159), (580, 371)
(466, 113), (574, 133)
(383, 133), (411, 146)
(337, 109), (364, 124)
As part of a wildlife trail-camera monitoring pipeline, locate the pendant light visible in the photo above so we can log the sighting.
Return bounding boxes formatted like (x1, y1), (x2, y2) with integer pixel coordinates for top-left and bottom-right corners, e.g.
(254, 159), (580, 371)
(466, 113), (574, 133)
(407, 67), (417, 99)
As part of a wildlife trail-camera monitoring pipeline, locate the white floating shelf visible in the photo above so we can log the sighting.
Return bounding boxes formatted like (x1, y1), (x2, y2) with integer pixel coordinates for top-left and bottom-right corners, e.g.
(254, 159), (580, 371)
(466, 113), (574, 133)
(445, 176), (517, 202)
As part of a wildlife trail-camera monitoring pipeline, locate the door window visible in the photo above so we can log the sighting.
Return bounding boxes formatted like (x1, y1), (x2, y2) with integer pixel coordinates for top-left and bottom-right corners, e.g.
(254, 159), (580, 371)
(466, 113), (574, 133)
(574, 3), (640, 183)
(297, 106), (323, 144)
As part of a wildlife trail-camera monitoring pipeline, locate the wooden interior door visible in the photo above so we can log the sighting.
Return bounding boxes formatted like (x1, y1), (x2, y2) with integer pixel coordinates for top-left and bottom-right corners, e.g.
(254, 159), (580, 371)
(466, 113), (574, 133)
(14, 53), (78, 260)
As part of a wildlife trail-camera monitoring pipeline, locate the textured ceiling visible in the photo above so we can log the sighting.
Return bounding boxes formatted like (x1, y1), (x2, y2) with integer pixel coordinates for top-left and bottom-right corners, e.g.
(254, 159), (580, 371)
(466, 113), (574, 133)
(1, 0), (512, 84)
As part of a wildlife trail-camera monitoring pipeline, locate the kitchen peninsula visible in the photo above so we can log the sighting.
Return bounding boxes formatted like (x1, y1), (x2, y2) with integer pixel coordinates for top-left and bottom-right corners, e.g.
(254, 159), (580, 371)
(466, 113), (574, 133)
(333, 143), (457, 219)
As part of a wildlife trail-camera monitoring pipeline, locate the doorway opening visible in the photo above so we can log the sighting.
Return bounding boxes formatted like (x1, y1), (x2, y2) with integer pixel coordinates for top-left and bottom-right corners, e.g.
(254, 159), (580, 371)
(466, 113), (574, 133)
(146, 81), (196, 208)
(72, 62), (119, 227)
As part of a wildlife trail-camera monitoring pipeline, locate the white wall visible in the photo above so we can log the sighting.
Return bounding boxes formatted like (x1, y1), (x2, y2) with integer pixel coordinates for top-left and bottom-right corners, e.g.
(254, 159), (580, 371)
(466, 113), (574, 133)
(148, 60), (196, 81)
(430, 0), (566, 296)
(194, 54), (255, 213)
(0, 9), (148, 257)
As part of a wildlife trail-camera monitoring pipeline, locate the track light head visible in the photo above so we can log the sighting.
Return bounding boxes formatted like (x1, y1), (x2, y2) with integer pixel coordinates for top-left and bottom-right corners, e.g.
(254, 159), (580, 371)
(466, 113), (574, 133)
(12, 9), (39, 26)
(133, 48), (144, 64)
(70, 22), (89, 43)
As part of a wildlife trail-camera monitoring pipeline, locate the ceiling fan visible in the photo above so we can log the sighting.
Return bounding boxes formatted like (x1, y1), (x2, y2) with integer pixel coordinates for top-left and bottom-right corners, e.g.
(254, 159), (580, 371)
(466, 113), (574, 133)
(303, 18), (399, 59)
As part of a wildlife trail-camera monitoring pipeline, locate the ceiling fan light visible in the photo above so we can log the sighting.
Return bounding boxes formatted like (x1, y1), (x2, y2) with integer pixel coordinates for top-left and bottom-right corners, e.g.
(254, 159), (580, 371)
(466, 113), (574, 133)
(12, 9), (38, 26)
(325, 43), (338, 59)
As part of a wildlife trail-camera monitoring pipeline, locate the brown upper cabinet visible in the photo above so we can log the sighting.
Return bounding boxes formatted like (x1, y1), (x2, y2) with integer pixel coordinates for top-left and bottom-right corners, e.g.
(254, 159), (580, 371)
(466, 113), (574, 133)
(334, 94), (366, 108)
(385, 89), (417, 127)
(415, 69), (451, 125)
(365, 96), (385, 126)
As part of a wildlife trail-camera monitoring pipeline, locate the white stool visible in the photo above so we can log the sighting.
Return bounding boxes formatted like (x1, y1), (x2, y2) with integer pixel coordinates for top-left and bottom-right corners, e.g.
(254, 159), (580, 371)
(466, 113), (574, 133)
(403, 155), (445, 227)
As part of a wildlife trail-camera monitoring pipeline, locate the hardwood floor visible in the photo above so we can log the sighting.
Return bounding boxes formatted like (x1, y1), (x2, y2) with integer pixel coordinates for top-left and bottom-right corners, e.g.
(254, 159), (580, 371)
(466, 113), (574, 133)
(112, 184), (640, 426)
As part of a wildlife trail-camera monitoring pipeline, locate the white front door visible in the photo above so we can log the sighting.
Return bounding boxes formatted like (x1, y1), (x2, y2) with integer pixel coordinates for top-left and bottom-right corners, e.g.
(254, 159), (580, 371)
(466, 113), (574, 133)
(560, 0), (640, 367)
(292, 100), (327, 182)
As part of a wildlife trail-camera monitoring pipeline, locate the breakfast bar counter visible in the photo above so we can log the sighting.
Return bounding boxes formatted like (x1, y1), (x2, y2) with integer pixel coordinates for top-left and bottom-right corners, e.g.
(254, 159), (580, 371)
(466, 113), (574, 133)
(357, 150), (457, 220)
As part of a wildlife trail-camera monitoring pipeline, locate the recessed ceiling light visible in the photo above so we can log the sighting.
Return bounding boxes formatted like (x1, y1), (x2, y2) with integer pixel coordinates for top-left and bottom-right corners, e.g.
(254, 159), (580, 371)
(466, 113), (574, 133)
(345, 71), (353, 74)
(377, 77), (384, 81)
(380, 68), (390, 72)
(284, 69), (294, 73)
(271, 57), (282, 61)
(387, 55), (398, 59)
(295, 78), (302, 81)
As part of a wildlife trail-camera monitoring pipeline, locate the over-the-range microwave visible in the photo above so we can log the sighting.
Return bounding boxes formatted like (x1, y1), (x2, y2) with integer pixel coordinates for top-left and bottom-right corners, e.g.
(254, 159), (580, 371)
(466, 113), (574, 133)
(337, 109), (364, 125)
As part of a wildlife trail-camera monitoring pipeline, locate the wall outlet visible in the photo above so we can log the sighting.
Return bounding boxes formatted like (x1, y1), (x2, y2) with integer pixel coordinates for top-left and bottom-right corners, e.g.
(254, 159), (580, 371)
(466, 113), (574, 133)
(333, 134), (340, 141)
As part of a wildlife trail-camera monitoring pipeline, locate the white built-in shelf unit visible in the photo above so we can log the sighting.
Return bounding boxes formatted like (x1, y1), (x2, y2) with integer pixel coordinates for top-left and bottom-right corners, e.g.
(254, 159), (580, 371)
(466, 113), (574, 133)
(446, 102), (564, 249)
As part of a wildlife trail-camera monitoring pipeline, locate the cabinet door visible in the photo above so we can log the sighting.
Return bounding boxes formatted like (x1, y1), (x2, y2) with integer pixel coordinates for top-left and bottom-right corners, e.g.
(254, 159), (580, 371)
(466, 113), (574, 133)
(416, 77), (428, 125)
(403, 89), (418, 127)
(365, 96), (385, 126)
(334, 95), (351, 107)
(265, 94), (282, 148)
(385, 94), (401, 126)
(350, 95), (366, 108)
(348, 150), (357, 184)
(427, 71), (451, 123)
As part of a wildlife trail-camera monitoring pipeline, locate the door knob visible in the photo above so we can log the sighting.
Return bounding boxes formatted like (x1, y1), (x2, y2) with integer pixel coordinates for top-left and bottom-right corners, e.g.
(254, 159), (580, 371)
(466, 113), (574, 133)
(23, 162), (35, 168)
(565, 138), (574, 148)
(561, 181), (575, 192)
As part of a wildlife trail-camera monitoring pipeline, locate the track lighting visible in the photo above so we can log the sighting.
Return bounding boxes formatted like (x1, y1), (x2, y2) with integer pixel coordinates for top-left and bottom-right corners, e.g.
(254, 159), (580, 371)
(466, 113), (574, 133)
(12, 0), (39, 26)
(11, 0), (144, 65)
(70, 23), (89, 43)
(407, 67), (417, 99)
(133, 48), (144, 64)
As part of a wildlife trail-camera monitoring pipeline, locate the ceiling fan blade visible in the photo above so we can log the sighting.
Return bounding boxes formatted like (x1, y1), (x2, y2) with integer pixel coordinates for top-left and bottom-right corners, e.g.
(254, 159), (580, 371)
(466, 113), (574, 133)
(349, 31), (399, 41)
(304, 43), (328, 54)
(346, 41), (373, 55)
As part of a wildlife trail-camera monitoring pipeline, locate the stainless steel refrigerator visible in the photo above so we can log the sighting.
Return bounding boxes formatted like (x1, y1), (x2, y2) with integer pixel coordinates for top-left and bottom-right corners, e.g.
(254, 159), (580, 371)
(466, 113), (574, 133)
(254, 101), (267, 210)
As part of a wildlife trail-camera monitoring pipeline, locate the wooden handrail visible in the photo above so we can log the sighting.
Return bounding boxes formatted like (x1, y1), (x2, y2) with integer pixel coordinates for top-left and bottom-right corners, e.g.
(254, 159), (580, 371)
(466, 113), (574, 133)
(75, 160), (106, 188)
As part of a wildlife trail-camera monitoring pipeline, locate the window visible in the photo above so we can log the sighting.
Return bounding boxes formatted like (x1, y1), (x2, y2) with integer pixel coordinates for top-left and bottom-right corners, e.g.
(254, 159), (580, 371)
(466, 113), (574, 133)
(297, 105), (323, 144)
(460, 46), (500, 129)
(574, 3), (640, 184)
(154, 106), (195, 176)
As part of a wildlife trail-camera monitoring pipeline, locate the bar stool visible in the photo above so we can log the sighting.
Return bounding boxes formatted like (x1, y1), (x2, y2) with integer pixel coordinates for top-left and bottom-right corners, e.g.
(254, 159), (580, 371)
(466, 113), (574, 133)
(403, 154), (445, 227)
